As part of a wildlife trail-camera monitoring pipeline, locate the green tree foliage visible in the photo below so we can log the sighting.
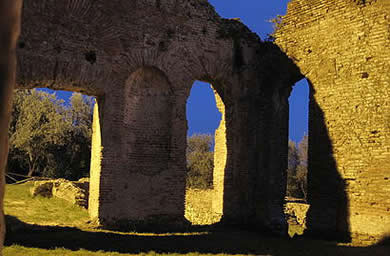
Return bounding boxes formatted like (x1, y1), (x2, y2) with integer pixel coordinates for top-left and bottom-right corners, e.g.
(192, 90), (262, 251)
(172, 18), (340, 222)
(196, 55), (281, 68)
(286, 135), (308, 199)
(59, 93), (93, 180)
(297, 135), (308, 199)
(7, 89), (93, 180)
(186, 134), (214, 189)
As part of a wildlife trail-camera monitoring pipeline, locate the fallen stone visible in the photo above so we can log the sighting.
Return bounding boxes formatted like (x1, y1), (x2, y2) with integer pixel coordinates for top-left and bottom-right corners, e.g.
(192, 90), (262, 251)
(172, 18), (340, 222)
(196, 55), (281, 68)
(30, 181), (54, 198)
(30, 178), (89, 209)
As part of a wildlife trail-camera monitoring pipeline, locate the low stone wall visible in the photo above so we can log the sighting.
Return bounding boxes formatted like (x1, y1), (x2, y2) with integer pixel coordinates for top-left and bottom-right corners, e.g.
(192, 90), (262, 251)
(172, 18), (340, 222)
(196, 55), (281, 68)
(31, 178), (89, 209)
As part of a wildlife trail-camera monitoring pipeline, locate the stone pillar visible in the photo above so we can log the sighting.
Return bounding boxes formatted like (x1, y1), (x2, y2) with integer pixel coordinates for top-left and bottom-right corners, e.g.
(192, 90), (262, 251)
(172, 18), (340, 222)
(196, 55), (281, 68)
(89, 99), (103, 220)
(214, 82), (288, 232)
(91, 67), (187, 229)
(244, 84), (290, 235)
(0, 0), (22, 248)
(218, 89), (253, 225)
(212, 89), (227, 218)
(255, 86), (290, 235)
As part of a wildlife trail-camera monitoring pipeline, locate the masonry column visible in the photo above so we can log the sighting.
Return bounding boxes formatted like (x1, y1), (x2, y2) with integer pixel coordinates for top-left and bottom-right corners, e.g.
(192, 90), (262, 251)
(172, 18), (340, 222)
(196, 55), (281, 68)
(251, 85), (290, 235)
(88, 98), (103, 220)
(212, 89), (227, 219)
(217, 85), (256, 226)
(90, 67), (187, 228)
(215, 82), (288, 231)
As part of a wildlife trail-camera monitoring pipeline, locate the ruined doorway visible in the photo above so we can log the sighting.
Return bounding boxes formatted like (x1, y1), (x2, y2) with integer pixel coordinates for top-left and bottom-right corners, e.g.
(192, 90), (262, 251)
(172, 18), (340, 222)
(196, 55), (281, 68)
(184, 81), (225, 225)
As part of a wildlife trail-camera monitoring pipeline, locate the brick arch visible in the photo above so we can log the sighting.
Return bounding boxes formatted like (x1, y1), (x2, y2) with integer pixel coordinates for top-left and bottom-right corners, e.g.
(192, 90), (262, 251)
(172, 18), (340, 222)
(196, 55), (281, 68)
(4, 0), (306, 237)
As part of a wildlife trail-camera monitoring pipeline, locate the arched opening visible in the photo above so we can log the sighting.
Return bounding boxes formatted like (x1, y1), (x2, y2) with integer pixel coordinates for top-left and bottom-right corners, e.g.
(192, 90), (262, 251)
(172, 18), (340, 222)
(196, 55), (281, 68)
(5, 88), (98, 227)
(285, 78), (310, 237)
(184, 81), (225, 225)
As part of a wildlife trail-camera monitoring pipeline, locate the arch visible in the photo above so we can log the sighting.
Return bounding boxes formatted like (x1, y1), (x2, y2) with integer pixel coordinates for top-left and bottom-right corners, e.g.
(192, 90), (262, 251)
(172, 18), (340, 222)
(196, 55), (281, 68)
(184, 81), (226, 225)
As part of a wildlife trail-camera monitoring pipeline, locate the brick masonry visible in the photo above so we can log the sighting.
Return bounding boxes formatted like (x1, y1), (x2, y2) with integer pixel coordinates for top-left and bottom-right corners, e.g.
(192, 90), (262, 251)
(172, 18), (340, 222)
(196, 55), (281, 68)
(13, 0), (298, 233)
(0, 0), (387, 247)
(275, 0), (390, 242)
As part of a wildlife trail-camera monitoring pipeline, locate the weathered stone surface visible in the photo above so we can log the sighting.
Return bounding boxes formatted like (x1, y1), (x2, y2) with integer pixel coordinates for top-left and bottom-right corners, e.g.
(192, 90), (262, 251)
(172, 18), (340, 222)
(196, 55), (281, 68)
(53, 179), (89, 209)
(284, 198), (309, 227)
(275, 0), (390, 243)
(0, 0), (388, 248)
(31, 181), (54, 198)
(13, 0), (298, 233)
(31, 179), (89, 209)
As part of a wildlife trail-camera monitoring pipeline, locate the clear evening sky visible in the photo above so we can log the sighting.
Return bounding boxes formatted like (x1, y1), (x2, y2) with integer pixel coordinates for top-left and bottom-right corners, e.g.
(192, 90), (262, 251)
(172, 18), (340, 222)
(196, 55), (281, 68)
(187, 1), (309, 143)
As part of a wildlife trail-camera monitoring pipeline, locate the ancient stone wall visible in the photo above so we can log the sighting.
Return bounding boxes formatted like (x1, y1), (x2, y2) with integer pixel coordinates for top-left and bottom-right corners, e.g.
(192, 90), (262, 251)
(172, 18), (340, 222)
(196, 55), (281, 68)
(14, 0), (298, 233)
(275, 0), (390, 242)
(1, 0), (389, 247)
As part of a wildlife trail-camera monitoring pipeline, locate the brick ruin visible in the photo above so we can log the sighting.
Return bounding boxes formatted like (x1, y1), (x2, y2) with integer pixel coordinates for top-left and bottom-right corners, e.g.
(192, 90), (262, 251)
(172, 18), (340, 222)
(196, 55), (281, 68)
(0, 0), (389, 248)
(274, 0), (390, 242)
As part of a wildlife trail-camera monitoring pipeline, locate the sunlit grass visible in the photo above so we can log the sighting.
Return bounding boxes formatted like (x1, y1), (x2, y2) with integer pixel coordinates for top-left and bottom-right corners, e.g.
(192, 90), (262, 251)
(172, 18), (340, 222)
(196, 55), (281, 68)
(3, 183), (389, 256)
(4, 182), (89, 227)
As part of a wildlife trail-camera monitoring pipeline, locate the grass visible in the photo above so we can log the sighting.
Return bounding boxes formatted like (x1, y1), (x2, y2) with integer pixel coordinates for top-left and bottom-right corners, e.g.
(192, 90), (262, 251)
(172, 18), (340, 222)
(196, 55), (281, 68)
(3, 183), (390, 256)
(4, 182), (89, 227)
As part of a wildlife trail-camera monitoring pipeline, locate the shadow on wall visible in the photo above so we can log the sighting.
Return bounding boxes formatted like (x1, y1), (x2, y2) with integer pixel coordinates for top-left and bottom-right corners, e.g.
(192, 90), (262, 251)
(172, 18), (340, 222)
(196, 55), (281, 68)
(304, 81), (351, 242)
(4, 215), (389, 255)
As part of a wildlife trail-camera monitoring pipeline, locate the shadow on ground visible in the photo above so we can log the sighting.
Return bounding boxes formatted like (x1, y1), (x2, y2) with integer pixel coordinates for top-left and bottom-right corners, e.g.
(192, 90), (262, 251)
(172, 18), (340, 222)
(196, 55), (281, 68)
(4, 215), (389, 256)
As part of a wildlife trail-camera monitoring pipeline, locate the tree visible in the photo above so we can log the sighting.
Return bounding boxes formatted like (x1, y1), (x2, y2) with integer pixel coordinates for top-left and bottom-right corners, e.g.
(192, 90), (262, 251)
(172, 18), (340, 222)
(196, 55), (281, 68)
(9, 89), (69, 177)
(8, 90), (94, 180)
(286, 136), (309, 200)
(60, 93), (93, 180)
(287, 140), (299, 175)
(286, 140), (302, 198)
(296, 134), (308, 199)
(186, 134), (214, 189)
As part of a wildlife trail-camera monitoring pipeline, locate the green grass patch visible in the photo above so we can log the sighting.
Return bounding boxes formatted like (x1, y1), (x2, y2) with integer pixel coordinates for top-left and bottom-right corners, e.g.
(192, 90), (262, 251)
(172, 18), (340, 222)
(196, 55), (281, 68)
(4, 183), (389, 256)
(4, 182), (89, 227)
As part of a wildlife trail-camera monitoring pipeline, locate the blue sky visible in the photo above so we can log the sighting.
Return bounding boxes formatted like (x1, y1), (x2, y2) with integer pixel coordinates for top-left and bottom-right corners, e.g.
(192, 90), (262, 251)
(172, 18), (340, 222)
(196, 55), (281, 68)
(187, 1), (309, 143)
